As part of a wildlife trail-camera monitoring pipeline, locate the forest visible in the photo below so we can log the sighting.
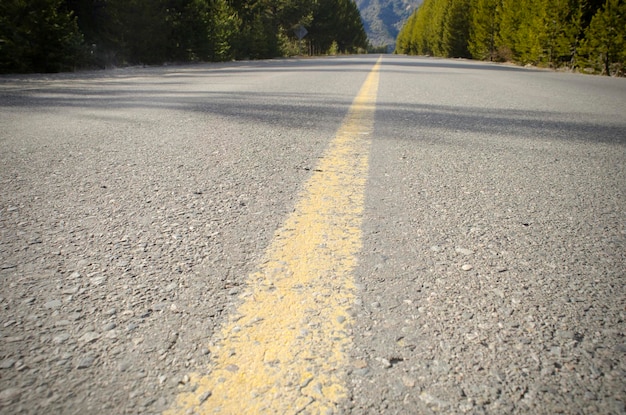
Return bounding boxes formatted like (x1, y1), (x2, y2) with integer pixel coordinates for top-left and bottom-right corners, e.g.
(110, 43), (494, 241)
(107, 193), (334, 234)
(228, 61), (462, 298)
(395, 0), (626, 76)
(0, 0), (368, 73)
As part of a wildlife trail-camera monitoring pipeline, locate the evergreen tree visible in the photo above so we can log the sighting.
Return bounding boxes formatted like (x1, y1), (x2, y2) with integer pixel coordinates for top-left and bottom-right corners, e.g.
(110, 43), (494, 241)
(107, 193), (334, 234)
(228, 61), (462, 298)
(443, 0), (471, 58)
(395, 0), (624, 75)
(0, 0), (85, 73)
(175, 0), (236, 62)
(468, 0), (499, 60)
(578, 0), (626, 75)
(514, 0), (546, 64)
(395, 13), (412, 53)
(309, 0), (367, 54)
(1, 0), (369, 72)
(542, 0), (583, 68)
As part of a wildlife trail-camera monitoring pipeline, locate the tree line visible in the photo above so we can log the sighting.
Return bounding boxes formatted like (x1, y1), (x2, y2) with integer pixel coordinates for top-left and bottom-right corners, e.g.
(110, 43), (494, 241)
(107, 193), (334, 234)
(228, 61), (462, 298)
(0, 0), (368, 74)
(395, 0), (626, 76)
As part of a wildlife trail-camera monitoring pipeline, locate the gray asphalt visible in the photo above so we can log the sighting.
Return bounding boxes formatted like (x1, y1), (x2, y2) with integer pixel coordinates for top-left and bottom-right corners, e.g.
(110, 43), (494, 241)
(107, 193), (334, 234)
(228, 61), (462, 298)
(0, 55), (624, 414)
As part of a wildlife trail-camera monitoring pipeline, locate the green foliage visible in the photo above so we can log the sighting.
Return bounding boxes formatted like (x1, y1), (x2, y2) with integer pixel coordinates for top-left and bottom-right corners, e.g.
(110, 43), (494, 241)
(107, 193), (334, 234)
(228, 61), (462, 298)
(443, 0), (471, 57)
(396, 0), (625, 75)
(1, 0), (368, 73)
(496, 0), (546, 64)
(468, 0), (499, 60)
(309, 0), (368, 54)
(542, 0), (582, 67)
(578, 0), (626, 75)
(0, 0), (85, 73)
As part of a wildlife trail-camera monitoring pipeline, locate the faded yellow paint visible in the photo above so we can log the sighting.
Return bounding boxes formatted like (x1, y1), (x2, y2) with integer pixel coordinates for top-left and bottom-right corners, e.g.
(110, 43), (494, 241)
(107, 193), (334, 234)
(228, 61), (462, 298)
(165, 57), (382, 415)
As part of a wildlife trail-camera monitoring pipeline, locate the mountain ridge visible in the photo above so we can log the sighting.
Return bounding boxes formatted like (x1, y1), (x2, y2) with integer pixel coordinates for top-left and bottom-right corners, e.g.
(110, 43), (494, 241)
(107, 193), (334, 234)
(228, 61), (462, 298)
(356, 0), (422, 50)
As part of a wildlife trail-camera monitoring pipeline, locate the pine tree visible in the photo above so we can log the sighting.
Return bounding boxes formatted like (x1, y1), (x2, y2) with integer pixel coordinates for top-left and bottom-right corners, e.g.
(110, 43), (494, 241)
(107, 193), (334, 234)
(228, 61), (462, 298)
(542, 0), (583, 68)
(443, 0), (471, 58)
(468, 0), (499, 60)
(395, 11), (415, 54)
(309, 0), (367, 54)
(514, 0), (546, 64)
(0, 0), (85, 73)
(578, 0), (626, 75)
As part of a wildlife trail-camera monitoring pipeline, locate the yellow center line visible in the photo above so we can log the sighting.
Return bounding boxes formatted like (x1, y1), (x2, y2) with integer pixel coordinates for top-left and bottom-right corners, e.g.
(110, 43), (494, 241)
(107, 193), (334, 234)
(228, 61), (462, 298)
(165, 56), (382, 415)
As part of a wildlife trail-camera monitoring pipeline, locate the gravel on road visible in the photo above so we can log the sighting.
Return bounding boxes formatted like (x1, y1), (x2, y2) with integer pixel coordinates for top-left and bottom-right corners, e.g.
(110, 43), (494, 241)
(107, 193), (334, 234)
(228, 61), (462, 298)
(1, 56), (625, 414)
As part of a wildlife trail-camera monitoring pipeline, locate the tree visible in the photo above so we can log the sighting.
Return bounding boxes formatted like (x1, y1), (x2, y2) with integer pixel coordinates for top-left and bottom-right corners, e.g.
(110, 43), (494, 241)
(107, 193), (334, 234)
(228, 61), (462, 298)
(542, 0), (583, 68)
(468, 0), (499, 60)
(577, 0), (626, 75)
(514, 0), (546, 64)
(443, 0), (471, 58)
(0, 0), (85, 73)
(167, 0), (236, 62)
(395, 10), (419, 54)
(309, 0), (368, 54)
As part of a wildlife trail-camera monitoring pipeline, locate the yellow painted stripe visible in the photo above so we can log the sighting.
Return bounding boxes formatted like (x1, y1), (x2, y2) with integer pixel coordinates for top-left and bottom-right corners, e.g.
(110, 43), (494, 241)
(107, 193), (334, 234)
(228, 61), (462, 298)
(165, 56), (382, 415)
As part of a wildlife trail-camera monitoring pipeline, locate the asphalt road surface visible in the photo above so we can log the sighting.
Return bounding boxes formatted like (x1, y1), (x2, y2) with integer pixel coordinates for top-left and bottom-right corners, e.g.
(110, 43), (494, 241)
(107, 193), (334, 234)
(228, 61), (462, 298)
(0, 55), (624, 414)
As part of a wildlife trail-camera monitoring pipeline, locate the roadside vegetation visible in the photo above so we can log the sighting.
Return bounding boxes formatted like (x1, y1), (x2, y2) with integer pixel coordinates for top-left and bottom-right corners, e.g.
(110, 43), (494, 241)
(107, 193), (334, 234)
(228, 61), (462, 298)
(395, 0), (626, 76)
(0, 0), (368, 74)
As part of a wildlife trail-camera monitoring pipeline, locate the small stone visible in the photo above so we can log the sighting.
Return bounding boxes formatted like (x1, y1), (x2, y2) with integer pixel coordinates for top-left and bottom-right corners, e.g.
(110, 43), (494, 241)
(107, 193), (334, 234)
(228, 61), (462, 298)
(62, 286), (79, 295)
(44, 300), (62, 309)
(336, 315), (346, 324)
(142, 398), (156, 408)
(103, 322), (116, 331)
(420, 391), (448, 409)
(79, 332), (100, 344)
(104, 308), (117, 316)
(53, 333), (70, 344)
(76, 356), (95, 369)
(119, 361), (132, 372)
(90, 276), (106, 286)
(300, 376), (314, 389)
(461, 264), (473, 271)
(402, 376), (416, 388)
(152, 303), (167, 311)
(459, 398), (475, 413)
(455, 248), (474, 256)
(0, 359), (16, 369)
(225, 364), (239, 372)
(198, 391), (212, 404)
(69, 312), (82, 321)
(556, 330), (574, 340)
(0, 387), (21, 404)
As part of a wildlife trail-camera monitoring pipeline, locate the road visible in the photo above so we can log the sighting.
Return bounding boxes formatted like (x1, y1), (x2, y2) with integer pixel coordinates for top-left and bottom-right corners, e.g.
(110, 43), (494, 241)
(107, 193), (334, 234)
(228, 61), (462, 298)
(0, 55), (624, 414)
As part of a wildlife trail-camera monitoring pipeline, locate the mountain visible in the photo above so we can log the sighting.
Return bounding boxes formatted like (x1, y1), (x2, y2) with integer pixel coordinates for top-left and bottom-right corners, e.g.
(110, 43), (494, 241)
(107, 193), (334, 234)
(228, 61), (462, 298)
(356, 0), (423, 51)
